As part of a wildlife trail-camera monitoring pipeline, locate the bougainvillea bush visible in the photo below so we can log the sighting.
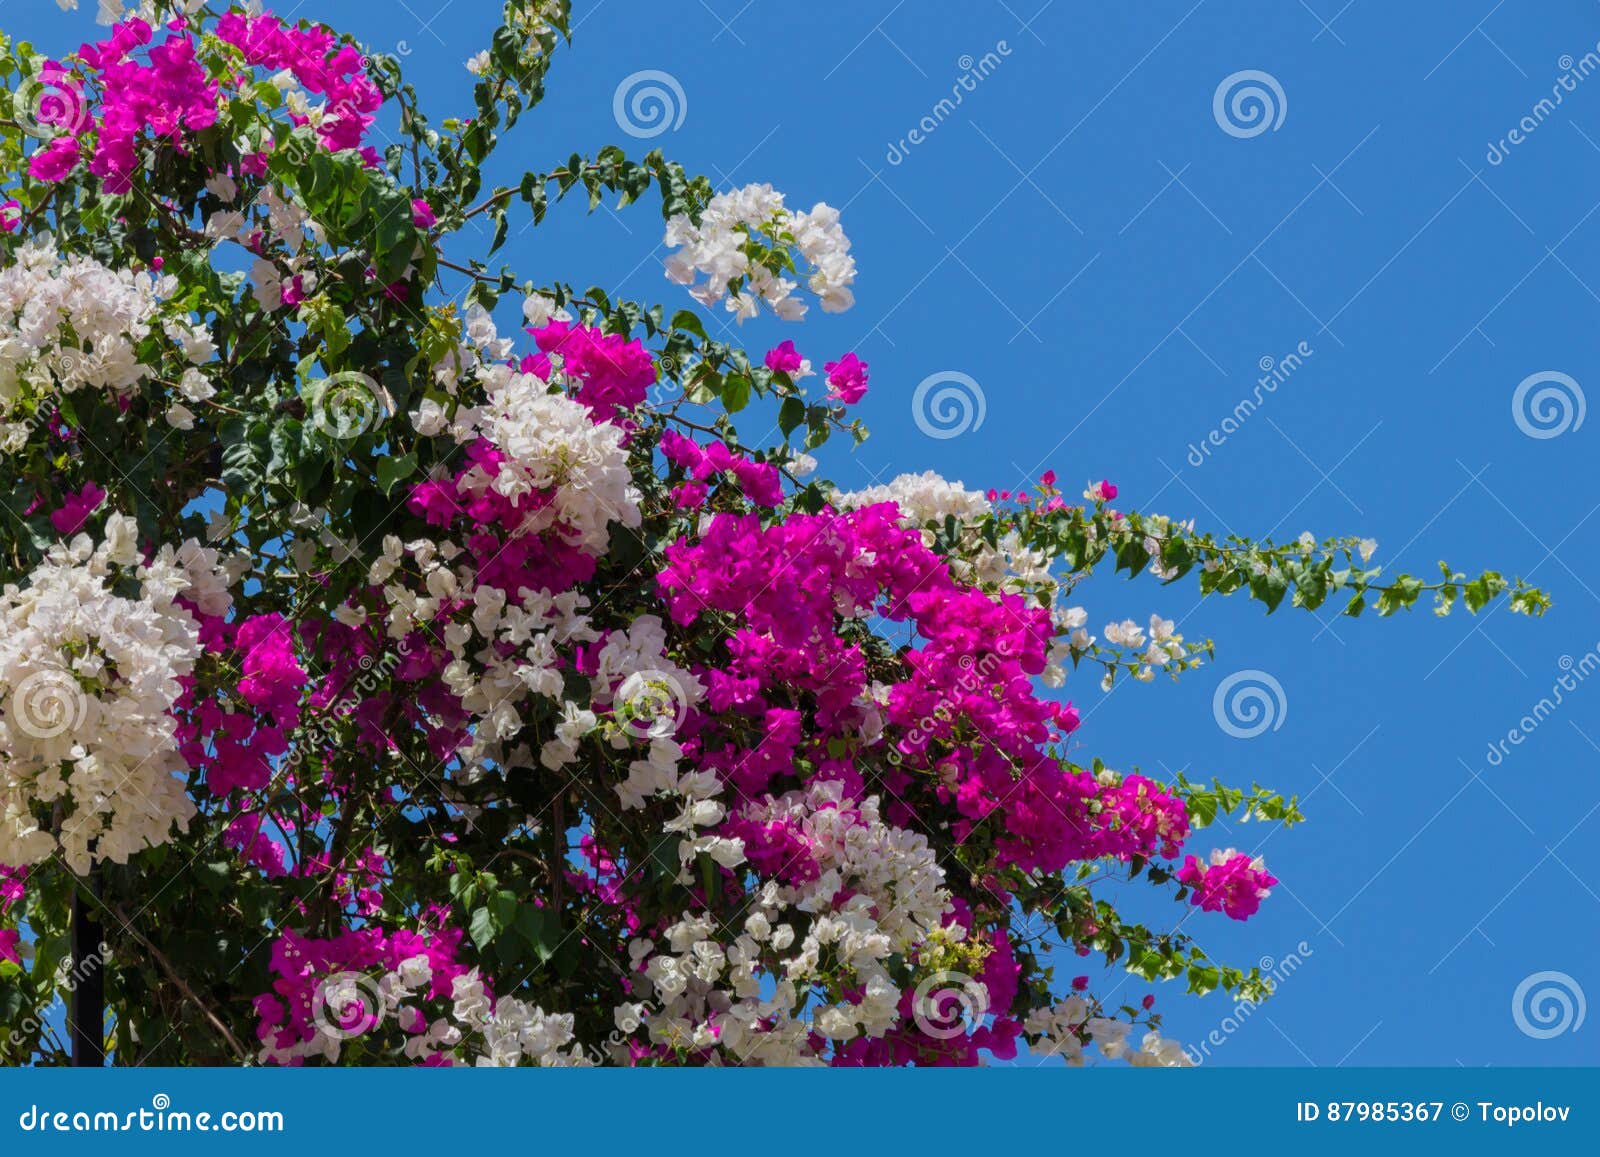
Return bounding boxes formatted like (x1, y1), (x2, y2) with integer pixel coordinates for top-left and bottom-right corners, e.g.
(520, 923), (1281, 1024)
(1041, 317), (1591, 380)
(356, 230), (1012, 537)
(0, 1), (1550, 1067)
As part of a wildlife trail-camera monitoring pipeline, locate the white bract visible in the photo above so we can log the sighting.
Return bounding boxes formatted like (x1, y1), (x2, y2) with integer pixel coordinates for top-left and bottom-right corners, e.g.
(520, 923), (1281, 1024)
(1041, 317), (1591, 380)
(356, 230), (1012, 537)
(0, 516), (221, 872)
(0, 239), (191, 452)
(663, 182), (856, 321)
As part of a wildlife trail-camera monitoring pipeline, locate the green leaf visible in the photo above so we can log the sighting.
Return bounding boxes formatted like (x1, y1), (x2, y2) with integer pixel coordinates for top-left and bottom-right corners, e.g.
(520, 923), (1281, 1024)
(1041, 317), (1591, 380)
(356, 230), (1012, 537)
(1186, 962), (1221, 996)
(778, 396), (806, 438)
(670, 309), (708, 340)
(376, 451), (418, 497)
(721, 374), (751, 413)
(468, 906), (497, 950)
(1250, 568), (1289, 613)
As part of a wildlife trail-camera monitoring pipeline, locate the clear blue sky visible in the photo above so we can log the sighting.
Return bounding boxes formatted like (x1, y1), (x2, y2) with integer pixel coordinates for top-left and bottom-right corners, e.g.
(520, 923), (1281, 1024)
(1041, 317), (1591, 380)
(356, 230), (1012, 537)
(11, 0), (1598, 1067)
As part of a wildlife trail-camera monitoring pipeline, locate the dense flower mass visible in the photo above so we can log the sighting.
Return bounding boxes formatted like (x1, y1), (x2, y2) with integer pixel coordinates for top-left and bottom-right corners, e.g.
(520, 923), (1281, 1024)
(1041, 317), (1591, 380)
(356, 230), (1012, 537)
(0, 238), (199, 451)
(0, 515), (227, 872)
(0, 0), (1550, 1068)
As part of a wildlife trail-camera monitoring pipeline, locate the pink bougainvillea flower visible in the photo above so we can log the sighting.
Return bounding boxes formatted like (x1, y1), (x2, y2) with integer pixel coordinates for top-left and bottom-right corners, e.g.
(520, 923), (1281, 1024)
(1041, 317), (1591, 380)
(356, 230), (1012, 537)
(824, 351), (869, 404)
(28, 136), (82, 183)
(50, 481), (107, 535)
(764, 339), (805, 374)
(1177, 849), (1278, 921)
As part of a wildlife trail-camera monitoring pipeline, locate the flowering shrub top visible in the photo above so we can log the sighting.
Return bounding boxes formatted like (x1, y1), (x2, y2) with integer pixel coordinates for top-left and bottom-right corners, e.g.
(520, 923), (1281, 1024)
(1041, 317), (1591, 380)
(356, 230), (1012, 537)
(0, 0), (1548, 1066)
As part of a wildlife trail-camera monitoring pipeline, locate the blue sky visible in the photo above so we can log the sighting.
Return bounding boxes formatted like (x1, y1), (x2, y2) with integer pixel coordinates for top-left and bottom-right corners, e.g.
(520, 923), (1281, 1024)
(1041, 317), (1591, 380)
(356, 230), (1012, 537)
(13, 0), (1600, 1067)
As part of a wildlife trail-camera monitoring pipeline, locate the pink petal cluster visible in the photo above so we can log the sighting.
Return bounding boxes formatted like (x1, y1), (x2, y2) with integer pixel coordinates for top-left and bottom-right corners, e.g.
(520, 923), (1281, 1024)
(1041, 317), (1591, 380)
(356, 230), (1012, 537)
(0, 865), (23, 914)
(235, 613), (307, 727)
(658, 429), (783, 507)
(223, 813), (291, 878)
(526, 320), (656, 423)
(410, 438), (600, 599)
(0, 865), (24, 966)
(35, 21), (221, 193)
(178, 614), (304, 796)
(656, 502), (1186, 884)
(824, 351), (869, 404)
(49, 481), (106, 535)
(215, 12), (382, 154)
(253, 925), (474, 1061)
(763, 340), (805, 374)
(1177, 849), (1279, 921)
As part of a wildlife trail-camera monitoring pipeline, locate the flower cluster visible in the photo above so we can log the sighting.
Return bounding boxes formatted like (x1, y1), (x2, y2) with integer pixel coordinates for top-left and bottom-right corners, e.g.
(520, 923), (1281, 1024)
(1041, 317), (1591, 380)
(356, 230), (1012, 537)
(216, 11), (383, 156)
(26, 8), (382, 192)
(663, 182), (856, 320)
(0, 863), (23, 965)
(1023, 996), (1190, 1067)
(252, 923), (589, 1066)
(0, 238), (198, 451)
(1177, 849), (1280, 921)
(0, 515), (228, 872)
(833, 470), (992, 526)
